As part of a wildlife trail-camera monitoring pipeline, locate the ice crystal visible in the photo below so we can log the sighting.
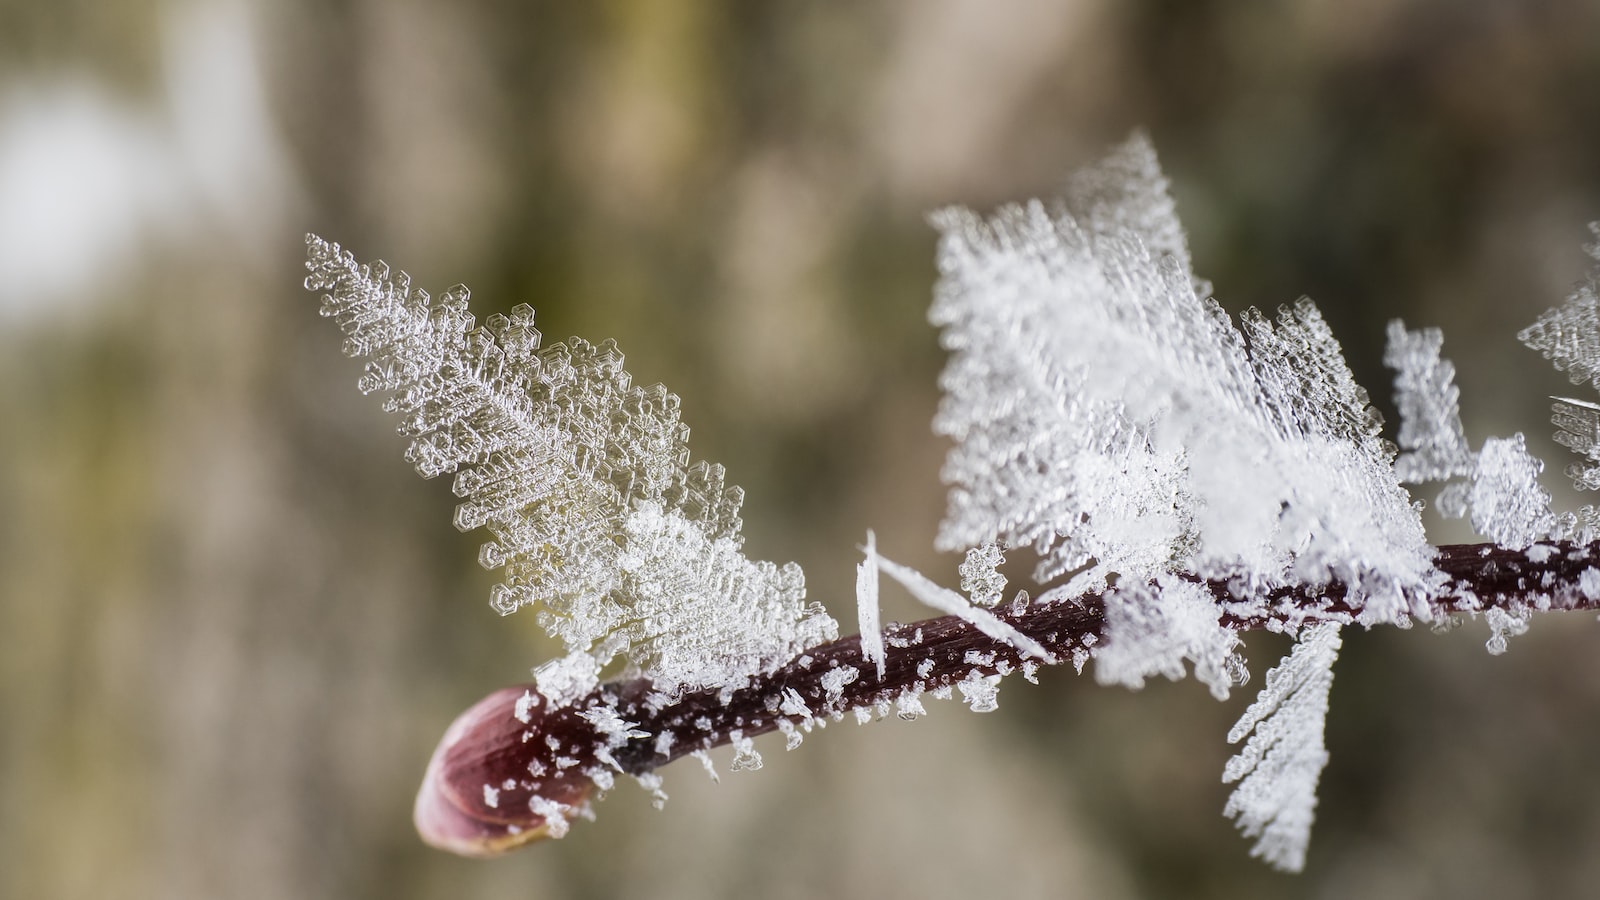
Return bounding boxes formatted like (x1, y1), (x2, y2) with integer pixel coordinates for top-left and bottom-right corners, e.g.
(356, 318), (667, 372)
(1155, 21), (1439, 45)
(304, 235), (835, 695)
(1385, 322), (1558, 549)
(855, 531), (885, 680)
(956, 670), (1001, 713)
(1520, 226), (1600, 391)
(957, 542), (1008, 607)
(1383, 321), (1475, 483)
(1094, 574), (1240, 701)
(874, 554), (1053, 662)
(1468, 436), (1556, 550)
(1549, 397), (1600, 491)
(931, 134), (1432, 601)
(1483, 606), (1531, 656)
(1223, 622), (1342, 873)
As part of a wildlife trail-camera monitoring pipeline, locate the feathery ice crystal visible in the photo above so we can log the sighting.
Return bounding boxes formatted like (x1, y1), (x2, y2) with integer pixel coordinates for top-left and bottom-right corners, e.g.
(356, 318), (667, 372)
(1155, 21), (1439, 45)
(307, 134), (1600, 871)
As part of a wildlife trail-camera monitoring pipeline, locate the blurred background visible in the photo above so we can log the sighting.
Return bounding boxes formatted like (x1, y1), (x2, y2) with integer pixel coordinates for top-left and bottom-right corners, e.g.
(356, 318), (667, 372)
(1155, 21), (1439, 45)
(6, 1), (1600, 897)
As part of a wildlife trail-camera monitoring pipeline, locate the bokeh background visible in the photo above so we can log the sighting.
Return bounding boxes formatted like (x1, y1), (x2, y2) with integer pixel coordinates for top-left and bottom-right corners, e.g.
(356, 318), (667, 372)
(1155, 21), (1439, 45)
(7, 1), (1600, 898)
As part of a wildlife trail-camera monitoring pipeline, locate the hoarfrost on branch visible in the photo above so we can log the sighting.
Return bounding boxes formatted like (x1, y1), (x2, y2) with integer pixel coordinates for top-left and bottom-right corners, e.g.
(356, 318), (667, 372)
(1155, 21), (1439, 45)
(304, 234), (836, 696)
(319, 132), (1600, 871)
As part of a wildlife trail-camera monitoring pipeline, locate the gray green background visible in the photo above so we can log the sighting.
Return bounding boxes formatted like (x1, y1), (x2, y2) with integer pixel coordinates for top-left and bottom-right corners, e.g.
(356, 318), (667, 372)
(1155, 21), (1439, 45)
(6, 2), (1600, 898)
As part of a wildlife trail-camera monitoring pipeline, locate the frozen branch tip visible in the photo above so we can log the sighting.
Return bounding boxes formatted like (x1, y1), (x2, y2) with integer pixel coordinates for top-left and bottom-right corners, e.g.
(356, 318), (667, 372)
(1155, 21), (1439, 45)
(308, 133), (1600, 872)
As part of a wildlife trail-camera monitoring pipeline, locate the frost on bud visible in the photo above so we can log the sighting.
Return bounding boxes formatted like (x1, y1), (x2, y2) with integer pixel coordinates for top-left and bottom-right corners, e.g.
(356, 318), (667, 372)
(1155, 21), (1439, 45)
(414, 685), (601, 857)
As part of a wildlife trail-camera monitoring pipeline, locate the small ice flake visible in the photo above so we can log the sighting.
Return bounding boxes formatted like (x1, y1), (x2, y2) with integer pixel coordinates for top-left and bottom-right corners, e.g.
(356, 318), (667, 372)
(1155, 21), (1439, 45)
(691, 749), (719, 783)
(513, 690), (536, 724)
(529, 796), (571, 839)
(1581, 566), (1600, 601)
(1483, 606), (1531, 656)
(1223, 623), (1342, 873)
(1525, 543), (1558, 563)
(957, 670), (1000, 712)
(856, 530), (885, 680)
(633, 772), (668, 810)
(853, 707), (873, 724)
(778, 719), (803, 750)
(820, 665), (860, 704)
(1549, 398), (1600, 491)
(578, 705), (649, 748)
(653, 730), (675, 758)
(779, 688), (812, 719)
(1520, 259), (1600, 391)
(729, 731), (762, 772)
(482, 784), (500, 808)
(896, 691), (927, 720)
(958, 542), (1008, 607)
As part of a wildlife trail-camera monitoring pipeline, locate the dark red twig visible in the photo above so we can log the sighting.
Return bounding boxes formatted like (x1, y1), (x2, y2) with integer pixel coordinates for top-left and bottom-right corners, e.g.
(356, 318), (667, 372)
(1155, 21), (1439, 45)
(416, 540), (1600, 855)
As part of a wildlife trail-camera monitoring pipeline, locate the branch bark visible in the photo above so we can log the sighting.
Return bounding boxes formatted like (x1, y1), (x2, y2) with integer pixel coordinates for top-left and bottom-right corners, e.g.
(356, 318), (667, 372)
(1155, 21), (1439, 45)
(415, 540), (1600, 856)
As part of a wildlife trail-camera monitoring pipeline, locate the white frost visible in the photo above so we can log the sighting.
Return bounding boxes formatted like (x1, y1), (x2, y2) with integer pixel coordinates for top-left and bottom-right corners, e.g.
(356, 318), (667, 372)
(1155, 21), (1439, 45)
(1094, 574), (1241, 701)
(957, 542), (1008, 607)
(1483, 606), (1531, 656)
(1468, 435), (1557, 550)
(1223, 622), (1342, 873)
(856, 530), (885, 680)
(956, 670), (1001, 713)
(875, 553), (1053, 663)
(1582, 566), (1600, 601)
(930, 134), (1433, 598)
(1384, 320), (1476, 484)
(304, 235), (837, 697)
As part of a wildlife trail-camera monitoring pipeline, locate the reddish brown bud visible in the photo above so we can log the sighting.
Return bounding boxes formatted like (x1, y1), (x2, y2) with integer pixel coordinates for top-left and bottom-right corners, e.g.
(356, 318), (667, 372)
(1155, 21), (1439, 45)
(414, 685), (598, 857)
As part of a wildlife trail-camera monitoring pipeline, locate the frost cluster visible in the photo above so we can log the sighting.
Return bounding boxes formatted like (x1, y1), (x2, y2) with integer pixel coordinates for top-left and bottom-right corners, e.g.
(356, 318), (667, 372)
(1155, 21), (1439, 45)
(931, 134), (1434, 602)
(1093, 574), (1239, 701)
(924, 136), (1432, 870)
(304, 235), (836, 695)
(1384, 321), (1559, 550)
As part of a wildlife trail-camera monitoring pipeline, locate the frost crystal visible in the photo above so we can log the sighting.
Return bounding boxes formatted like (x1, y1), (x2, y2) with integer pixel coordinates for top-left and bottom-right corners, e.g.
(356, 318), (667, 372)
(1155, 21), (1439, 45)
(1520, 226), (1600, 390)
(1483, 606), (1531, 656)
(956, 670), (1001, 713)
(1383, 321), (1475, 483)
(1521, 229), (1600, 496)
(1468, 436), (1556, 550)
(1384, 323), (1557, 548)
(1094, 575), (1240, 701)
(957, 542), (1008, 607)
(1549, 397), (1600, 491)
(855, 530), (885, 680)
(1223, 622), (1342, 873)
(874, 554), (1053, 662)
(304, 235), (836, 695)
(930, 134), (1432, 600)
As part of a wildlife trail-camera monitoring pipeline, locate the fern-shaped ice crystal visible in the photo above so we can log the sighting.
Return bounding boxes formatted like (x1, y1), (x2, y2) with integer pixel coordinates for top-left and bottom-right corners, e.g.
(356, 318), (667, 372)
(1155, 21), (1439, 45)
(304, 235), (836, 697)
